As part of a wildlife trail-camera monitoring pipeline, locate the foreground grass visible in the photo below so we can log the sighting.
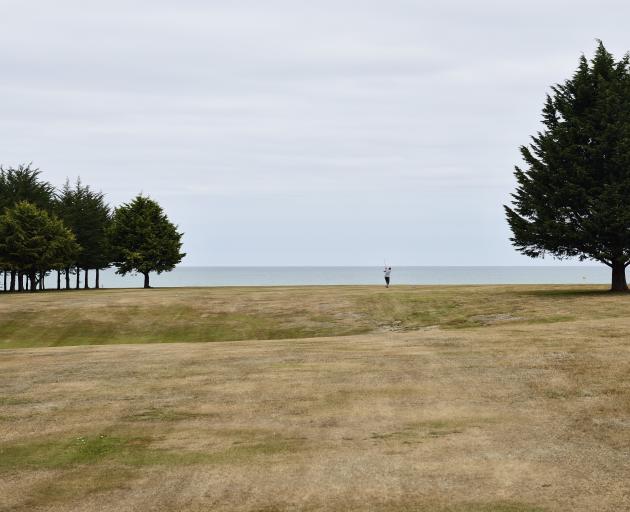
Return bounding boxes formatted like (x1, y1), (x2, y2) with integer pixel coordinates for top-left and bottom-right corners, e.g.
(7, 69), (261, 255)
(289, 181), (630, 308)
(1, 285), (630, 511)
(0, 284), (627, 348)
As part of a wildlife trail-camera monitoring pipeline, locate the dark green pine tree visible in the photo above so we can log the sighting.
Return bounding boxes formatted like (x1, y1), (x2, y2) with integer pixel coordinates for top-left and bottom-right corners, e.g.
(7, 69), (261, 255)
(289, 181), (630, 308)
(0, 164), (55, 212)
(109, 195), (185, 288)
(56, 179), (112, 289)
(505, 41), (630, 291)
(0, 202), (79, 292)
(0, 164), (56, 290)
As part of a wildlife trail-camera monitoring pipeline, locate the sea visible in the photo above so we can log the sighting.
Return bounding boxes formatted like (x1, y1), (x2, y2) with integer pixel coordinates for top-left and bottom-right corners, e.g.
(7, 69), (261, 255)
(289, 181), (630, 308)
(40, 266), (613, 289)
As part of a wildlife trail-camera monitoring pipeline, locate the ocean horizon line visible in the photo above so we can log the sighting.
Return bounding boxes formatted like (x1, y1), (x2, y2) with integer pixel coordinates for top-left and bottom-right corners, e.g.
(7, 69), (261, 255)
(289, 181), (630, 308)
(172, 264), (606, 268)
(35, 265), (614, 290)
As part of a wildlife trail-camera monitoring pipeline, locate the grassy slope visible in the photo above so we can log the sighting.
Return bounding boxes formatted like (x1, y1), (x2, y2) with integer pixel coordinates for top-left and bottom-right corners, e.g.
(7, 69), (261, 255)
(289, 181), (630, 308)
(1, 286), (630, 511)
(0, 284), (626, 348)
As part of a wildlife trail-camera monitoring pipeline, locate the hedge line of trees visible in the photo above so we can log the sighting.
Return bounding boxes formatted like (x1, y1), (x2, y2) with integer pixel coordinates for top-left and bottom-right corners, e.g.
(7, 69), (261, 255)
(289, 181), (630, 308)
(0, 164), (185, 292)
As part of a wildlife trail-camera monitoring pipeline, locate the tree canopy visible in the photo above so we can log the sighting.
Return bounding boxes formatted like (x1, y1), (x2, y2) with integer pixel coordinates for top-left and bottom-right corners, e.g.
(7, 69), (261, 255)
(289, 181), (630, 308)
(109, 195), (185, 288)
(505, 41), (630, 291)
(0, 165), (184, 292)
(57, 179), (111, 274)
(0, 202), (79, 291)
(0, 164), (55, 212)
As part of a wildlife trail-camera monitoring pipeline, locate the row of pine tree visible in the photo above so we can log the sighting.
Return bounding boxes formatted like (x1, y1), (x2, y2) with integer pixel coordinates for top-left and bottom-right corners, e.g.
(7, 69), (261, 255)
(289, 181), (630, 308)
(0, 164), (185, 292)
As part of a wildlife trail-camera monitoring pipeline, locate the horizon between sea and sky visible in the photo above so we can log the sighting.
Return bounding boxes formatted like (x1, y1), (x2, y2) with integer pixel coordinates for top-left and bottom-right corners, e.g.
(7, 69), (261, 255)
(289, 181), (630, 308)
(37, 265), (611, 289)
(2, 2), (630, 268)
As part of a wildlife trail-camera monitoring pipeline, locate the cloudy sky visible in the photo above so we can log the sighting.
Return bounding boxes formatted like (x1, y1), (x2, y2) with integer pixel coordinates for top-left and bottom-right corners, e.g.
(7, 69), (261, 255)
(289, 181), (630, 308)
(1, 1), (629, 265)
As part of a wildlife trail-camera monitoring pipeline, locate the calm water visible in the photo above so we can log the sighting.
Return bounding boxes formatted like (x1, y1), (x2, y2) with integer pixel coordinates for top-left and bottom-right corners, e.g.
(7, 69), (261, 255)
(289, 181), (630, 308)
(42, 266), (612, 289)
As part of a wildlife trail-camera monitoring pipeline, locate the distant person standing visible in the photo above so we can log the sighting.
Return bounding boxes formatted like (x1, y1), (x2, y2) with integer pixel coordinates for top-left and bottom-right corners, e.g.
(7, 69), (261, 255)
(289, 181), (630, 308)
(384, 266), (392, 288)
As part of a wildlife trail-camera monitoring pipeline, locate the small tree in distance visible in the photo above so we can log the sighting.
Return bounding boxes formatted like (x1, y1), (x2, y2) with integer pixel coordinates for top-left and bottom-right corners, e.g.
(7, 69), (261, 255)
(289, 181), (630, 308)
(109, 195), (185, 288)
(505, 41), (630, 291)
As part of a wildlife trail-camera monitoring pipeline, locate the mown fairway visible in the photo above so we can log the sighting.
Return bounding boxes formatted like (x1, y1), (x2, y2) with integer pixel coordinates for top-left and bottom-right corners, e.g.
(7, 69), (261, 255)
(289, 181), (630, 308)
(1, 286), (630, 511)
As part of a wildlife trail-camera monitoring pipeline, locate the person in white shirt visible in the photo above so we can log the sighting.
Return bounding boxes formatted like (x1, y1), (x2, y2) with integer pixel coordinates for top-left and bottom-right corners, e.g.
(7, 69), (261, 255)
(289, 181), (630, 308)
(384, 267), (392, 288)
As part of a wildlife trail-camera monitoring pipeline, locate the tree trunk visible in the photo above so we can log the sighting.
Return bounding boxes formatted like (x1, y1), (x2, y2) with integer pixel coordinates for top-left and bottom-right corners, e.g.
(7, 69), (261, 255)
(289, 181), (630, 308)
(65, 267), (70, 289)
(143, 272), (150, 289)
(611, 261), (628, 291)
(57, 271), (61, 290)
(96, 269), (100, 289)
(10, 271), (15, 292)
(29, 271), (37, 292)
(3, 271), (6, 292)
(84, 269), (89, 289)
(76, 266), (80, 289)
(40, 272), (45, 290)
(18, 272), (23, 292)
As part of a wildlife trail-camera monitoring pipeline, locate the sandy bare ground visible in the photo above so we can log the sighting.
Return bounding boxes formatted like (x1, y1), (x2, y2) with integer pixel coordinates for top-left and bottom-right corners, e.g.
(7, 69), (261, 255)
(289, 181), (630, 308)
(2, 300), (630, 511)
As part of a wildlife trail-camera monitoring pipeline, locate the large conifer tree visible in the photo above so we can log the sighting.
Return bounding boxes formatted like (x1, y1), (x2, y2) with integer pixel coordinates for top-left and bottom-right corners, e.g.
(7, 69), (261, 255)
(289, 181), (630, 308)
(0, 164), (55, 211)
(109, 195), (185, 288)
(505, 42), (630, 291)
(56, 179), (111, 289)
(0, 202), (79, 291)
(0, 164), (56, 290)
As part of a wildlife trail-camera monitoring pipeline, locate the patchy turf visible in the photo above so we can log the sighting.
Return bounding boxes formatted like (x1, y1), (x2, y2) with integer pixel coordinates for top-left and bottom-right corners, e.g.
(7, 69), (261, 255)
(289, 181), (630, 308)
(1, 285), (630, 511)
(0, 284), (629, 348)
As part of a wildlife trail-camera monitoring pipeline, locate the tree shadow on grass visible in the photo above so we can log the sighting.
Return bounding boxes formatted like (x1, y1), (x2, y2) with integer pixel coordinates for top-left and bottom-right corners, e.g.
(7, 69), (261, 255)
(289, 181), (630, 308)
(520, 286), (621, 298)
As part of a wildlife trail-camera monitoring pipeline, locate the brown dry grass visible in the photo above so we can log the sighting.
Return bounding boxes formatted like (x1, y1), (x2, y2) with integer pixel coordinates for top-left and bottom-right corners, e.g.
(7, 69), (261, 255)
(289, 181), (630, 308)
(1, 285), (630, 511)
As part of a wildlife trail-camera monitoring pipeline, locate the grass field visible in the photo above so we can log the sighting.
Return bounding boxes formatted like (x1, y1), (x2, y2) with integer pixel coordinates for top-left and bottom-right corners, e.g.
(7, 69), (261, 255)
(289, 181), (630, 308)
(1, 284), (628, 348)
(1, 285), (630, 511)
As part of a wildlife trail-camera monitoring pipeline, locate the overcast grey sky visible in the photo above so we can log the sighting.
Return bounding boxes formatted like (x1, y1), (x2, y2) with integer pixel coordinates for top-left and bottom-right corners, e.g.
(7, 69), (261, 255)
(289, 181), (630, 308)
(1, 1), (629, 265)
